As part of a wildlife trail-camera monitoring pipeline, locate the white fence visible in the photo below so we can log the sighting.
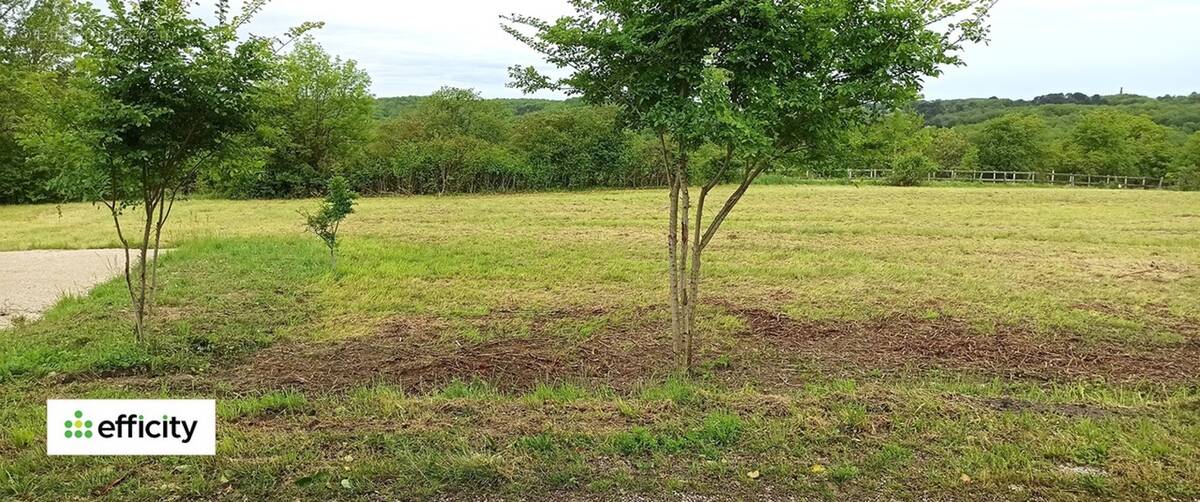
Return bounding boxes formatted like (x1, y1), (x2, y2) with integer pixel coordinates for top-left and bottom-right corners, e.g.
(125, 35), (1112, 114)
(826, 169), (1167, 189)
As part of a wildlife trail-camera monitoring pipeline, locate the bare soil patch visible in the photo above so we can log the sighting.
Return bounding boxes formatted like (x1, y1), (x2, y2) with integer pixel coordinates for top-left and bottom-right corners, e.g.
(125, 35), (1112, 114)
(223, 306), (678, 393)
(734, 308), (1199, 383)
(221, 305), (1200, 394)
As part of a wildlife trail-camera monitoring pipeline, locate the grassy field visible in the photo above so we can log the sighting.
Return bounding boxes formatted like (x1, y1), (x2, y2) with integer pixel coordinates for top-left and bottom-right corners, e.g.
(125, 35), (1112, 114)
(1, 184), (1199, 500)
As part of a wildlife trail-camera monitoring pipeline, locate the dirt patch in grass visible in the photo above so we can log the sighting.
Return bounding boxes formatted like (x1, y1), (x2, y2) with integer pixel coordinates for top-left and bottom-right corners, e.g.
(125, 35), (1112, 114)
(221, 305), (1200, 394)
(222, 306), (678, 393)
(734, 308), (1200, 383)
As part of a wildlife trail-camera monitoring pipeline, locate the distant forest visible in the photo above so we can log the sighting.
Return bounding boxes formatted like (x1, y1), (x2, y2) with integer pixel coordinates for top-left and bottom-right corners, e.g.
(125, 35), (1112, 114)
(916, 93), (1200, 134)
(374, 96), (584, 120)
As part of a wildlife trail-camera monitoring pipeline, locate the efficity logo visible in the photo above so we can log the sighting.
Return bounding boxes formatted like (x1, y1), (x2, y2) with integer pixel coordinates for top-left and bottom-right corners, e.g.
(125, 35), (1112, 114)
(61, 409), (199, 443)
(47, 400), (215, 456)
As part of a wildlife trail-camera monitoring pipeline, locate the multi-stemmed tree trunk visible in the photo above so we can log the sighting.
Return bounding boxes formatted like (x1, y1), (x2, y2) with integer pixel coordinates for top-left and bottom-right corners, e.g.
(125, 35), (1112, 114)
(662, 137), (768, 372)
(101, 167), (186, 341)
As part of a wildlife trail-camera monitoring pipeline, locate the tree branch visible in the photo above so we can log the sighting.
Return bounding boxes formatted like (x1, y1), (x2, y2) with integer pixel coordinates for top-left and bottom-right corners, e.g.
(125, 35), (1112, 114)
(699, 157), (767, 251)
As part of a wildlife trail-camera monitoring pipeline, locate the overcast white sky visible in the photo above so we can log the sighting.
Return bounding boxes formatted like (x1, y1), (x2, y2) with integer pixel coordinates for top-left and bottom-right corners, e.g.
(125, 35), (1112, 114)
(205, 0), (1200, 100)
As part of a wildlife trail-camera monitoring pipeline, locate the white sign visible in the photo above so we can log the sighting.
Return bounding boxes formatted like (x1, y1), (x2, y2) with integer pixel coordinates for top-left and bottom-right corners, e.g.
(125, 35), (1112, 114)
(47, 399), (216, 456)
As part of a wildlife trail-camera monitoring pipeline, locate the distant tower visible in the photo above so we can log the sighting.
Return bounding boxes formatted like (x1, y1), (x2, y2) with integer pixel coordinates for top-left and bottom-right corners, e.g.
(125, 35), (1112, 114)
(1119, 87), (1124, 95)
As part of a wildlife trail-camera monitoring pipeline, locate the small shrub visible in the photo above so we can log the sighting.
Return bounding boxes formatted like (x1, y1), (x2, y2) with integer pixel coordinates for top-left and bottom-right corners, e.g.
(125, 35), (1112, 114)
(886, 153), (937, 186)
(303, 176), (358, 270)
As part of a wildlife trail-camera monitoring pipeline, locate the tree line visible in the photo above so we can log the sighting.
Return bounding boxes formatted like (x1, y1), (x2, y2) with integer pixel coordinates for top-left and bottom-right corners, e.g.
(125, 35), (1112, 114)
(3, 1), (1199, 208)
(917, 93), (1200, 132)
(801, 101), (1200, 189)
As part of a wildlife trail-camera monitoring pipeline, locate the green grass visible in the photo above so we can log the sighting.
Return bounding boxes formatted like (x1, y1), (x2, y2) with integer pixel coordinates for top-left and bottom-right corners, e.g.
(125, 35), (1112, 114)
(1, 184), (1198, 499)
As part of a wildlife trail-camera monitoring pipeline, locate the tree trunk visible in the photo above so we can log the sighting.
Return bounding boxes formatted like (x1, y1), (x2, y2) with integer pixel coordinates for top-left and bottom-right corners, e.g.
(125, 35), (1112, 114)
(147, 193), (168, 315)
(133, 201), (155, 342)
(686, 189), (709, 376)
(661, 133), (684, 365)
(107, 201), (138, 340)
(676, 155), (692, 370)
(667, 171), (681, 359)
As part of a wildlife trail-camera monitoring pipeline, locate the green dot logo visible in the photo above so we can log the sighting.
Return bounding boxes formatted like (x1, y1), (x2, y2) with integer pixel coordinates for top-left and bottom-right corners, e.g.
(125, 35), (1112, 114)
(63, 410), (93, 439)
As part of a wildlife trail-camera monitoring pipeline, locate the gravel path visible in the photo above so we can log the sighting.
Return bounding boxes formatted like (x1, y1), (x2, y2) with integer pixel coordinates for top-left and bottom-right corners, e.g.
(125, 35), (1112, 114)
(0, 249), (127, 329)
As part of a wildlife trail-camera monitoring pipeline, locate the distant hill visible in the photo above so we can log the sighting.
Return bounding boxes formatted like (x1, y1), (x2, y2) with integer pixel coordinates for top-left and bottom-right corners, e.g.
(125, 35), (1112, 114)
(916, 93), (1200, 135)
(374, 96), (582, 120)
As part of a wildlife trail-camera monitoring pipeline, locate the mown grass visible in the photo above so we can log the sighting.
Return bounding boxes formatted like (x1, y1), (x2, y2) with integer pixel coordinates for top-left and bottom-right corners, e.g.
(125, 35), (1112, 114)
(0, 184), (1198, 500)
(3, 185), (1197, 340)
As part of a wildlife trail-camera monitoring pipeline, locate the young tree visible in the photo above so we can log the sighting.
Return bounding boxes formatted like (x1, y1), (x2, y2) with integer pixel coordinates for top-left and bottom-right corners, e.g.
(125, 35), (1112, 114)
(54, 0), (314, 340)
(886, 152), (938, 186)
(304, 175), (357, 270)
(842, 111), (930, 172)
(505, 0), (996, 372)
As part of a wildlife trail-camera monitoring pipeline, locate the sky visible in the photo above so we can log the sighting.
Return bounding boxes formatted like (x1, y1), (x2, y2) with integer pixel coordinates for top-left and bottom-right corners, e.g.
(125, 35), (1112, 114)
(201, 0), (1200, 100)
